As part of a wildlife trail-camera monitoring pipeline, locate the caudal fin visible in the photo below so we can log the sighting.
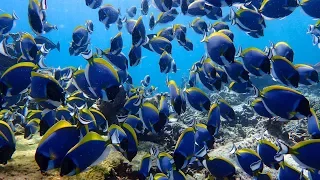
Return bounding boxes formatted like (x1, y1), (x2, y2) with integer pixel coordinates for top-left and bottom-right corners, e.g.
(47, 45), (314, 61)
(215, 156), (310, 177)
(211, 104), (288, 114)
(235, 46), (242, 57)
(56, 41), (60, 52)
(81, 49), (93, 61)
(12, 11), (19, 20)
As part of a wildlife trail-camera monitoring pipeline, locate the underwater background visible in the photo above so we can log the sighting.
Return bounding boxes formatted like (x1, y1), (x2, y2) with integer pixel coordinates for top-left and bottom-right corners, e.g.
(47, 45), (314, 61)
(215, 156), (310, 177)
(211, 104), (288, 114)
(2, 0), (319, 92)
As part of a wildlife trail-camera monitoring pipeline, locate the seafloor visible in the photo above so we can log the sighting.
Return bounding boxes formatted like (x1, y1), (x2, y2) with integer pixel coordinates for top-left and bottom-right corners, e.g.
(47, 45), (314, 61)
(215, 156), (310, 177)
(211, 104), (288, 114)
(1, 78), (319, 180)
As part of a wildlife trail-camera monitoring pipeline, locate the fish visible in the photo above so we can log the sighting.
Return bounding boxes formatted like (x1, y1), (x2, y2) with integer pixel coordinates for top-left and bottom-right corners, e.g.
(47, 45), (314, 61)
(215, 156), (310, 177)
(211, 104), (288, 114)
(69, 42), (89, 56)
(124, 17), (137, 34)
(173, 127), (195, 170)
(277, 161), (308, 180)
(67, 96), (86, 108)
(270, 56), (299, 87)
(229, 81), (253, 94)
(97, 50), (128, 71)
(202, 32), (235, 66)
(250, 98), (273, 118)
(158, 93), (170, 124)
(43, 21), (58, 33)
(195, 123), (215, 151)
(230, 7), (266, 38)
(267, 42), (294, 62)
(206, 7), (222, 20)
(202, 156), (236, 179)
(149, 13), (155, 30)
(138, 153), (152, 179)
(117, 17), (123, 30)
(141, 75), (151, 87)
(308, 21), (320, 48)
(167, 79), (185, 115)
(141, 0), (149, 15)
(152, 0), (173, 12)
(224, 61), (249, 83)
(254, 85), (312, 120)
(129, 45), (143, 67)
(72, 26), (90, 47)
(180, 0), (189, 15)
(19, 33), (41, 62)
(159, 51), (176, 74)
(257, 140), (280, 169)
(209, 21), (229, 32)
(89, 108), (108, 131)
(60, 132), (111, 176)
(108, 124), (128, 151)
(125, 115), (144, 134)
(28, 0), (48, 35)
(35, 36), (60, 52)
(35, 120), (80, 172)
(231, 146), (263, 177)
(206, 0), (233, 7)
(30, 72), (65, 109)
(156, 8), (179, 25)
(218, 29), (234, 41)
(295, 64), (319, 86)
(259, 0), (299, 20)
(0, 11), (18, 35)
(39, 109), (56, 136)
(132, 16), (147, 47)
(127, 6), (137, 18)
(122, 123), (138, 161)
(110, 32), (123, 55)
(190, 17), (208, 35)
(1, 62), (38, 96)
(85, 20), (94, 34)
(184, 87), (211, 112)
(187, 0), (213, 16)
(55, 106), (73, 121)
(307, 108), (320, 139)
(147, 36), (172, 55)
(300, 0), (320, 19)
(85, 0), (103, 9)
(181, 38), (194, 51)
(124, 95), (141, 115)
(236, 47), (271, 76)
(0, 120), (15, 165)
(139, 102), (165, 134)
(24, 118), (40, 139)
(98, 4), (120, 29)
(84, 57), (121, 101)
(72, 69), (98, 99)
(218, 99), (235, 121)
(207, 104), (221, 137)
(277, 139), (320, 170)
(156, 152), (173, 174)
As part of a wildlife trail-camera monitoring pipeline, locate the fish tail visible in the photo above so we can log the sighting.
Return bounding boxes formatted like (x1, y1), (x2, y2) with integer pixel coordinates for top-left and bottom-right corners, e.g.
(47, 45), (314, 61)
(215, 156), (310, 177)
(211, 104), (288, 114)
(53, 25), (58, 30)
(307, 25), (314, 34)
(200, 33), (207, 43)
(235, 46), (242, 57)
(276, 139), (291, 156)
(252, 84), (261, 98)
(312, 34), (320, 46)
(80, 49), (93, 62)
(229, 8), (236, 25)
(56, 41), (60, 52)
(12, 11), (19, 20)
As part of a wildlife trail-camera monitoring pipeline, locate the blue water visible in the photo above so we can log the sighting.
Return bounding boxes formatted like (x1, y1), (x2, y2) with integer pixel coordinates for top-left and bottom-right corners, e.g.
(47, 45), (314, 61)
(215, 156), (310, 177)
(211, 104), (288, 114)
(2, 0), (319, 92)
